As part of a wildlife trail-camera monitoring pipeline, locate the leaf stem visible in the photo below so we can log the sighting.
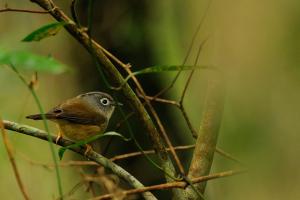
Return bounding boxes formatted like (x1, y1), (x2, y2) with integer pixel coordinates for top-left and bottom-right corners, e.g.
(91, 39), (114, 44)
(9, 65), (64, 199)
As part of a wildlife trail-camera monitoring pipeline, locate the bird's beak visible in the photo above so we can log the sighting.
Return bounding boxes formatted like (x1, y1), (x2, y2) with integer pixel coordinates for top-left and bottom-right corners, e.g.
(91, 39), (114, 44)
(113, 101), (123, 106)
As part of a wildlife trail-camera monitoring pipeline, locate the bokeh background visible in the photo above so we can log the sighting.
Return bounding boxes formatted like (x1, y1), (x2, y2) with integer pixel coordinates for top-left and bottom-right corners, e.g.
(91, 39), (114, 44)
(1, 0), (300, 199)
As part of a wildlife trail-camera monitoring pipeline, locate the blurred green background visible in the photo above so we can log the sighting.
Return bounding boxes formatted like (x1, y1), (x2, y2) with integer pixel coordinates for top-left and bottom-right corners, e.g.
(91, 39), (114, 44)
(1, 0), (300, 199)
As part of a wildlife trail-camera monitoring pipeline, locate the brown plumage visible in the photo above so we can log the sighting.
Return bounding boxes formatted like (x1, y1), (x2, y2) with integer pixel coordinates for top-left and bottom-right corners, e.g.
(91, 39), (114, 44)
(26, 92), (118, 141)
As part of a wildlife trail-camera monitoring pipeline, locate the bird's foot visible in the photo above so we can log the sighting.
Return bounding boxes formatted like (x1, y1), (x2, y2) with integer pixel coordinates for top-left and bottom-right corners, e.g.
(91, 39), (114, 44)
(84, 144), (93, 156)
(55, 132), (62, 144)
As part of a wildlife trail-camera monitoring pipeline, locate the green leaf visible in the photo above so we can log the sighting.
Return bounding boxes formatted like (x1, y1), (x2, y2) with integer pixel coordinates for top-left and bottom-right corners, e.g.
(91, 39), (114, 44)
(124, 65), (215, 82)
(22, 22), (67, 42)
(0, 49), (68, 74)
(58, 148), (68, 161)
(58, 132), (130, 160)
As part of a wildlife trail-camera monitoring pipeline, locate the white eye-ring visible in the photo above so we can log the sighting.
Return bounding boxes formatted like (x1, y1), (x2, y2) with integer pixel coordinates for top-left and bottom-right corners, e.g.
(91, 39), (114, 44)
(100, 97), (110, 106)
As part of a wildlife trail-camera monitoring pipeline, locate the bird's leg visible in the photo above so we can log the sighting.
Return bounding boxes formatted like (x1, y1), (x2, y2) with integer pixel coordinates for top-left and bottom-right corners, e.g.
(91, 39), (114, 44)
(84, 144), (93, 156)
(55, 125), (63, 144)
(55, 131), (62, 144)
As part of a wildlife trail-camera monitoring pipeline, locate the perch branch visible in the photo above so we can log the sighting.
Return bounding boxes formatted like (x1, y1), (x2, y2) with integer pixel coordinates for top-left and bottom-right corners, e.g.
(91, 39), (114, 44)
(3, 120), (156, 200)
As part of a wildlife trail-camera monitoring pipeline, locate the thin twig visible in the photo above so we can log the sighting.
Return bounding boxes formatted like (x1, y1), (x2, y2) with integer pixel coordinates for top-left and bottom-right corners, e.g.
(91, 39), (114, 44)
(70, 0), (80, 25)
(112, 145), (243, 165)
(114, 92), (179, 131)
(18, 152), (99, 169)
(114, 112), (134, 130)
(123, 66), (185, 176)
(0, 119), (30, 200)
(19, 145), (242, 168)
(136, 90), (199, 141)
(177, 38), (208, 141)
(136, 90), (180, 107)
(152, 0), (212, 99)
(0, 7), (49, 14)
(180, 38), (208, 104)
(137, 91), (198, 139)
(91, 169), (246, 200)
(110, 145), (195, 162)
(98, 45), (130, 70)
(180, 105), (198, 138)
(134, 93), (242, 164)
(57, 181), (85, 200)
(3, 120), (157, 200)
(86, 182), (97, 198)
(215, 148), (243, 165)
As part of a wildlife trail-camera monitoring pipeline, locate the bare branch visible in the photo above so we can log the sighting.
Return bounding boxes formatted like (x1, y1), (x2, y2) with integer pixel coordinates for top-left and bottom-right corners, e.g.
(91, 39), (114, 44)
(111, 145), (195, 162)
(180, 38), (208, 104)
(0, 7), (49, 14)
(180, 105), (198, 138)
(70, 0), (79, 25)
(216, 147), (243, 165)
(136, 90), (180, 107)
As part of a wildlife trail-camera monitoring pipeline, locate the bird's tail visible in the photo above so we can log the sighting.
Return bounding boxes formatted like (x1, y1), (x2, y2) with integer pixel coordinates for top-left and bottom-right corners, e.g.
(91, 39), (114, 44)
(26, 114), (52, 120)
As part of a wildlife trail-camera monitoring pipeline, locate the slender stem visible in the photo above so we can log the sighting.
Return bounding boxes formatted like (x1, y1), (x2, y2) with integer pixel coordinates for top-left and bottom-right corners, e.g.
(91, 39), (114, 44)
(31, 89), (64, 196)
(180, 105), (198, 138)
(9, 65), (63, 198)
(152, 0), (212, 99)
(136, 91), (180, 107)
(111, 145), (195, 162)
(180, 38), (208, 104)
(215, 148), (243, 165)
(70, 0), (80, 25)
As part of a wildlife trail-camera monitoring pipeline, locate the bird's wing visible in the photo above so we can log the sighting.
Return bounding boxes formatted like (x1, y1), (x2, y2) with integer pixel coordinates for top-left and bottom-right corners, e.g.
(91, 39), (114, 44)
(46, 98), (106, 125)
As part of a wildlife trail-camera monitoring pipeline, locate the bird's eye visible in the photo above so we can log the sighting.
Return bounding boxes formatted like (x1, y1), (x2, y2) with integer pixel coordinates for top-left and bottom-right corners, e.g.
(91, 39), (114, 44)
(100, 97), (109, 106)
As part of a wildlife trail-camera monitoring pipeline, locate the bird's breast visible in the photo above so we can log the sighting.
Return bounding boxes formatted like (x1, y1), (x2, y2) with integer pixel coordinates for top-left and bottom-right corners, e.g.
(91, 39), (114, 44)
(57, 122), (107, 141)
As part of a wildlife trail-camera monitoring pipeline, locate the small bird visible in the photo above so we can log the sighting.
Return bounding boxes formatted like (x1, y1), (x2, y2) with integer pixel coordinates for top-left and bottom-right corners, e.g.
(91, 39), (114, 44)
(26, 92), (120, 146)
